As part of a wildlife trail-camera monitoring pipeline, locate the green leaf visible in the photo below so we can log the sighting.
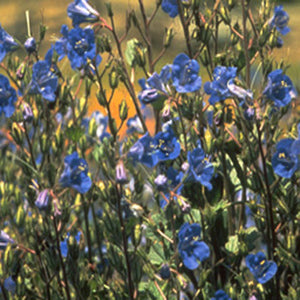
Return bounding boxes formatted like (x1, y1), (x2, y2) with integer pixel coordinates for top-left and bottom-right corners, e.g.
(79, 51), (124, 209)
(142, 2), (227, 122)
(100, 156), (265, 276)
(148, 242), (165, 265)
(244, 226), (260, 251)
(65, 125), (85, 142)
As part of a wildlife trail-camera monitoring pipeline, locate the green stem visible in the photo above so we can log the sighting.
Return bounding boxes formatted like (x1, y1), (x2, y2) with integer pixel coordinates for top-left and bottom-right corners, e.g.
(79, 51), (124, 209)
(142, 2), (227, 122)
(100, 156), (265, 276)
(83, 195), (93, 264)
(53, 218), (72, 300)
(116, 185), (134, 299)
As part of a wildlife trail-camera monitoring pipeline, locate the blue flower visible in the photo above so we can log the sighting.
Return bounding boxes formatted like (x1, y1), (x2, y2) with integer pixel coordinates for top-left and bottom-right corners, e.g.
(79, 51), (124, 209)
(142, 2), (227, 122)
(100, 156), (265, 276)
(211, 290), (231, 300)
(269, 6), (290, 36)
(67, 0), (100, 27)
(138, 65), (171, 106)
(187, 142), (214, 190)
(59, 152), (92, 193)
(272, 138), (299, 178)
(263, 69), (297, 107)
(152, 126), (181, 162)
(128, 127), (181, 168)
(178, 223), (210, 270)
(0, 25), (18, 62)
(0, 74), (17, 117)
(0, 230), (14, 250)
(204, 66), (237, 105)
(128, 132), (157, 168)
(246, 252), (278, 284)
(24, 37), (36, 53)
(161, 0), (178, 18)
(30, 60), (58, 102)
(172, 54), (202, 93)
(55, 25), (101, 70)
(35, 189), (51, 211)
(3, 277), (16, 295)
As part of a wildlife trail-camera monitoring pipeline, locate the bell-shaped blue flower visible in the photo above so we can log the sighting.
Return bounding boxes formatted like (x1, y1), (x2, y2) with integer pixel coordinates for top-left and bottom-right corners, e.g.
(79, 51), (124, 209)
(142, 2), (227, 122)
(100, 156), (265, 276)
(211, 290), (231, 300)
(24, 37), (36, 53)
(269, 5), (290, 36)
(246, 252), (278, 284)
(272, 138), (299, 178)
(59, 152), (92, 194)
(35, 189), (51, 211)
(161, 0), (178, 18)
(0, 74), (17, 117)
(263, 69), (297, 107)
(178, 223), (210, 270)
(172, 54), (202, 93)
(138, 65), (171, 106)
(0, 25), (18, 62)
(68, 0), (100, 27)
(30, 60), (58, 102)
(204, 66), (237, 105)
(55, 25), (101, 70)
(187, 142), (214, 190)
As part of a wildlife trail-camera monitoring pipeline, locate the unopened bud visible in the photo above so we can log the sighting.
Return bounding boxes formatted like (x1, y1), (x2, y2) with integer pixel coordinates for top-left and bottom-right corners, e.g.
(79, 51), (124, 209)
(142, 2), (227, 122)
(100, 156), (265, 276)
(35, 189), (51, 211)
(16, 62), (26, 80)
(22, 103), (33, 123)
(116, 161), (128, 184)
(119, 99), (128, 121)
(164, 27), (174, 48)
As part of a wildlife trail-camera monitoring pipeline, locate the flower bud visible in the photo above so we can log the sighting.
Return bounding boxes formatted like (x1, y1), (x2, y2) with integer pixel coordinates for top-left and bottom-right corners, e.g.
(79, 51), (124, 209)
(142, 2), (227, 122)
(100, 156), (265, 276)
(22, 103), (33, 123)
(119, 99), (128, 121)
(154, 174), (167, 191)
(16, 62), (26, 80)
(164, 27), (174, 48)
(24, 37), (36, 53)
(11, 122), (23, 145)
(109, 67), (119, 89)
(116, 161), (128, 184)
(159, 264), (171, 279)
(35, 189), (51, 211)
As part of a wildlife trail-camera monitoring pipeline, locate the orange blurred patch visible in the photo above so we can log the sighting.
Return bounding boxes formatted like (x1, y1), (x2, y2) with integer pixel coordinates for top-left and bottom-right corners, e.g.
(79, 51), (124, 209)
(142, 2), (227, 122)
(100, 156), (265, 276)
(88, 86), (155, 138)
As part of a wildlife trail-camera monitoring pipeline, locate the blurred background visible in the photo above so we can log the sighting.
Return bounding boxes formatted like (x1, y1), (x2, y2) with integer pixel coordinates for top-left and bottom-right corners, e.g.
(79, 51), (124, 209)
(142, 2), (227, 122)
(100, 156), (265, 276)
(1, 0), (299, 114)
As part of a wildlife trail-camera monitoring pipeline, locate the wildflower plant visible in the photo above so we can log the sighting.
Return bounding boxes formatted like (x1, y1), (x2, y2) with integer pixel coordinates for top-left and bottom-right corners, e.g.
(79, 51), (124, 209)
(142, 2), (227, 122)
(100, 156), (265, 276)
(0, 1), (299, 300)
